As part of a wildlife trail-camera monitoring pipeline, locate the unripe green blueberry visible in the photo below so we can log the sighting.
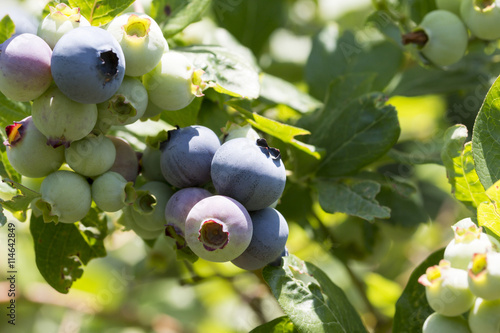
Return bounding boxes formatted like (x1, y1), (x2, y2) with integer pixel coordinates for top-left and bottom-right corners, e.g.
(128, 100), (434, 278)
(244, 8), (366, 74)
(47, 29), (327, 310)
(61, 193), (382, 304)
(143, 51), (205, 111)
(436, 0), (463, 16)
(468, 298), (500, 333)
(65, 133), (116, 177)
(468, 252), (500, 300)
(461, 0), (500, 40)
(31, 85), (98, 147)
(37, 170), (91, 223)
(37, 3), (90, 49)
(423, 312), (471, 333)
(444, 219), (500, 270)
(402, 10), (468, 67)
(418, 259), (476, 316)
(119, 207), (163, 240)
(4, 116), (64, 178)
(140, 146), (164, 182)
(95, 76), (149, 133)
(106, 12), (167, 77)
(129, 181), (174, 231)
(91, 171), (135, 212)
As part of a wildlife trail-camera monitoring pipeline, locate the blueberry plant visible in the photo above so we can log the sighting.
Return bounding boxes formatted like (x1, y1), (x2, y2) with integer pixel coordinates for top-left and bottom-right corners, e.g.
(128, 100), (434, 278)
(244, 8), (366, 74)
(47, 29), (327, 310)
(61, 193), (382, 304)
(2, 0), (500, 332)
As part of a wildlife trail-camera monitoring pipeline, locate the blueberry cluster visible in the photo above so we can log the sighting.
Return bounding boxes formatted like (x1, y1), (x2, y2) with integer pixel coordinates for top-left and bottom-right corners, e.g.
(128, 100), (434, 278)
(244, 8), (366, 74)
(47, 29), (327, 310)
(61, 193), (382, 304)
(1, 3), (289, 271)
(402, 0), (500, 67)
(418, 218), (500, 333)
(160, 125), (289, 270)
(1, 4), (204, 223)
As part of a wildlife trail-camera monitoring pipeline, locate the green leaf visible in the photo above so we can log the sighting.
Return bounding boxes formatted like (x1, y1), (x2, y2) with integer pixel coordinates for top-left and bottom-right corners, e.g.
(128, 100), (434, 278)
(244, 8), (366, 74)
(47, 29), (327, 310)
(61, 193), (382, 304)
(0, 15), (15, 43)
(263, 255), (368, 333)
(0, 92), (30, 128)
(0, 208), (6, 227)
(151, 0), (211, 38)
(404, 0), (437, 24)
(309, 90), (400, 178)
(213, 0), (287, 57)
(159, 95), (202, 127)
(477, 179), (500, 238)
(472, 74), (500, 189)
(259, 73), (323, 113)
(0, 179), (41, 217)
(305, 28), (404, 101)
(316, 179), (390, 222)
(68, 0), (135, 26)
(177, 45), (260, 99)
(442, 124), (488, 209)
(393, 248), (445, 333)
(29, 209), (107, 293)
(226, 99), (323, 160)
(250, 316), (298, 333)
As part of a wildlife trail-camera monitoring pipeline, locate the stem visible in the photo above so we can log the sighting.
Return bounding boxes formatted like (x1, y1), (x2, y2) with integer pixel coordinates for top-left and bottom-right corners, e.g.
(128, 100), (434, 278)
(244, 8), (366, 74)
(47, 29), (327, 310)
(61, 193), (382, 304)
(401, 30), (428, 47)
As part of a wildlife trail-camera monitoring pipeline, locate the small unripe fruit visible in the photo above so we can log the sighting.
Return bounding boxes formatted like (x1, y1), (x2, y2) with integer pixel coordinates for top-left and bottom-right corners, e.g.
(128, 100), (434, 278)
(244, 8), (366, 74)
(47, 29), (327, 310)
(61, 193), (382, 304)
(129, 181), (174, 232)
(108, 136), (139, 182)
(468, 298), (500, 333)
(418, 259), (476, 316)
(436, 0), (463, 16)
(468, 252), (500, 300)
(106, 12), (167, 77)
(0, 33), (52, 101)
(37, 170), (92, 223)
(31, 85), (98, 147)
(91, 171), (135, 212)
(37, 4), (90, 49)
(422, 312), (471, 333)
(143, 51), (204, 111)
(65, 133), (116, 177)
(402, 10), (468, 67)
(461, 0), (500, 40)
(185, 195), (253, 262)
(4, 116), (64, 177)
(444, 219), (500, 270)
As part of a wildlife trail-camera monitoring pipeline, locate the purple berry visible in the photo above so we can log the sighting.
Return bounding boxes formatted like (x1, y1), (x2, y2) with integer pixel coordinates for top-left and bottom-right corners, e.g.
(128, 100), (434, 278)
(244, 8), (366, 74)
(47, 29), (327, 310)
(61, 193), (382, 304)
(160, 125), (220, 188)
(0, 33), (52, 102)
(185, 195), (252, 262)
(231, 208), (289, 271)
(108, 136), (139, 182)
(165, 187), (212, 238)
(51, 26), (126, 104)
(211, 138), (286, 211)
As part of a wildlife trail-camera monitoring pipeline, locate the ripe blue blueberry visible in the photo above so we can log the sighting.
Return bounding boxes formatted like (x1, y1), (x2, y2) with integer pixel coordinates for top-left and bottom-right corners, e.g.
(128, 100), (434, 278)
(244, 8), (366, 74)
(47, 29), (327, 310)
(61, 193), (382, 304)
(51, 26), (126, 104)
(231, 207), (289, 271)
(160, 125), (220, 188)
(211, 138), (286, 211)
(185, 195), (253, 262)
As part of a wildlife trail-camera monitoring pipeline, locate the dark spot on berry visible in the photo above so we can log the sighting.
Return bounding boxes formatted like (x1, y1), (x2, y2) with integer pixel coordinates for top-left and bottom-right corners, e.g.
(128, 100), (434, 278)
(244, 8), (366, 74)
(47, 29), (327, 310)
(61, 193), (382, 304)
(100, 50), (119, 83)
(256, 138), (269, 148)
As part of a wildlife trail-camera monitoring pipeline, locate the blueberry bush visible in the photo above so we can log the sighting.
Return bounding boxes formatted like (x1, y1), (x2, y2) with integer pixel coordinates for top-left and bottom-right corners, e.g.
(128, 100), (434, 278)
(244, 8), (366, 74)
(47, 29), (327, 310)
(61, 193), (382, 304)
(1, 0), (500, 332)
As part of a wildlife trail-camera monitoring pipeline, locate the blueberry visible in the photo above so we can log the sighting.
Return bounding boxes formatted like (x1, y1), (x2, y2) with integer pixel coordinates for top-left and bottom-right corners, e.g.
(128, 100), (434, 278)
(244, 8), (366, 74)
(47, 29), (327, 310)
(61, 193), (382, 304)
(37, 170), (92, 223)
(211, 138), (286, 211)
(37, 4), (91, 49)
(0, 33), (52, 102)
(106, 12), (167, 77)
(65, 133), (116, 177)
(143, 51), (204, 111)
(185, 195), (253, 262)
(418, 259), (475, 317)
(107, 136), (140, 182)
(231, 208), (289, 271)
(51, 26), (126, 104)
(160, 125), (220, 188)
(164, 187), (212, 239)
(31, 85), (98, 147)
(468, 298), (500, 333)
(468, 252), (500, 301)
(422, 312), (471, 333)
(91, 171), (135, 212)
(4, 116), (64, 178)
